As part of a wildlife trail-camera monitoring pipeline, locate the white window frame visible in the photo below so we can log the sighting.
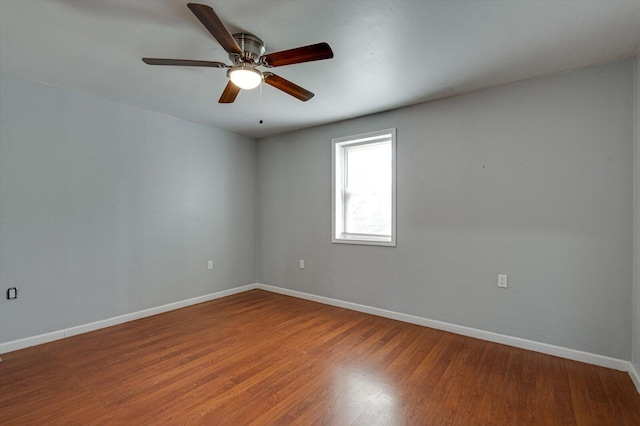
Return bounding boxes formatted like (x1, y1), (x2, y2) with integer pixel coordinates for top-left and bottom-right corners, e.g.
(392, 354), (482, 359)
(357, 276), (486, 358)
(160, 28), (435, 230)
(332, 128), (396, 247)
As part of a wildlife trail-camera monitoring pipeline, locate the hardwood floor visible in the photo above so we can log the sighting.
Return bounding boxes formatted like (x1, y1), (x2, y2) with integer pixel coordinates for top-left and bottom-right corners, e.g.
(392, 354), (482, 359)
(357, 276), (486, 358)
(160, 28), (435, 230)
(1, 289), (639, 425)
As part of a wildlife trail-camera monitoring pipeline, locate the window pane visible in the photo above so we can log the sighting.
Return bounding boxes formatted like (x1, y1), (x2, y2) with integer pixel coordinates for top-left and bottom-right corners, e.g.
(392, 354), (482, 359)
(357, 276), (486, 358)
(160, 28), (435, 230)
(344, 141), (391, 236)
(332, 128), (396, 246)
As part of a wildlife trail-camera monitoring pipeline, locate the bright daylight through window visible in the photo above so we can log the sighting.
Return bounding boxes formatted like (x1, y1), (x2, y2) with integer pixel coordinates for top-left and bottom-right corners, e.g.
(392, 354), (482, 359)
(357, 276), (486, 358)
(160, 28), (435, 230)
(332, 128), (396, 246)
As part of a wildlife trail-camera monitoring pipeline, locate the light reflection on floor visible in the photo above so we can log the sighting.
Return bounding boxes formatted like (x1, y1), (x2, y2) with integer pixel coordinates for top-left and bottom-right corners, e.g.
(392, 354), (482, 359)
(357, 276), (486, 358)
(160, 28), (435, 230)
(330, 367), (398, 425)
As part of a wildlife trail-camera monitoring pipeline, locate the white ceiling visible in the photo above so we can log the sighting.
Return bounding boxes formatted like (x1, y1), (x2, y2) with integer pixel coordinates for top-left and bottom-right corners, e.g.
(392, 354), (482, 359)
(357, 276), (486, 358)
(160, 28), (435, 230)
(1, 0), (640, 138)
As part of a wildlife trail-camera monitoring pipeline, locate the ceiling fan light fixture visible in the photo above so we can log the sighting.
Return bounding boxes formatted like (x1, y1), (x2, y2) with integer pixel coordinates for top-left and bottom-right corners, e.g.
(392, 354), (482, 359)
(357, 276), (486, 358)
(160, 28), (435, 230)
(143, 4), (333, 103)
(228, 65), (262, 90)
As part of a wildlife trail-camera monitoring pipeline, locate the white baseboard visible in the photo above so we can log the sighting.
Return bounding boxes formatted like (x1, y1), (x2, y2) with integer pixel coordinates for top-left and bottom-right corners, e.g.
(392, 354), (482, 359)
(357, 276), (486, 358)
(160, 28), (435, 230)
(0, 284), (258, 354)
(256, 283), (630, 372)
(629, 362), (640, 393)
(1, 282), (635, 389)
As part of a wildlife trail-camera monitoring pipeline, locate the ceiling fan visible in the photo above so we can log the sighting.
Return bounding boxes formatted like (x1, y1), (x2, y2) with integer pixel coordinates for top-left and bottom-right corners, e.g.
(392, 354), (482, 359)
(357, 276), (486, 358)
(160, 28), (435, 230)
(142, 3), (334, 103)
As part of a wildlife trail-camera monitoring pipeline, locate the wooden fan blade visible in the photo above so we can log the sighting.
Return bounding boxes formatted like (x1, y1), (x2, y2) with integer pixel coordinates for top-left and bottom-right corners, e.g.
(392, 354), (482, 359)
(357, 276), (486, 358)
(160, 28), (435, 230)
(187, 3), (242, 55)
(219, 81), (241, 103)
(263, 73), (314, 101)
(262, 42), (333, 67)
(142, 58), (227, 68)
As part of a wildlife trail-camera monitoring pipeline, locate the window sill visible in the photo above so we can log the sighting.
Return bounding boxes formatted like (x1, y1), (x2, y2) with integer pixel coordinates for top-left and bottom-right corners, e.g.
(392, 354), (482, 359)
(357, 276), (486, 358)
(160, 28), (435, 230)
(332, 235), (396, 247)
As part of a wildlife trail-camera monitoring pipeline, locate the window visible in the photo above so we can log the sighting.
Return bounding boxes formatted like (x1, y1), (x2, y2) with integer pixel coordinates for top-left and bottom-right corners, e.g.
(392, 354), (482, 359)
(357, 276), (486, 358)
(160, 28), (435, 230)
(332, 128), (396, 246)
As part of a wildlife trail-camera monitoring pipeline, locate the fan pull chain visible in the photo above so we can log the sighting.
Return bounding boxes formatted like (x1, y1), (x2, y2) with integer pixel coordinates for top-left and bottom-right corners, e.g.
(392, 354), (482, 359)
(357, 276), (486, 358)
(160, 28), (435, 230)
(259, 81), (264, 124)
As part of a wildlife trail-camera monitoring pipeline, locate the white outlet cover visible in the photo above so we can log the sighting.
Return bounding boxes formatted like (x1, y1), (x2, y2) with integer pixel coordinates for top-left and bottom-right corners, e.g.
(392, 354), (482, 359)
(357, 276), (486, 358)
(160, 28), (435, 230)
(207, 261), (213, 270)
(498, 274), (508, 288)
(299, 259), (305, 269)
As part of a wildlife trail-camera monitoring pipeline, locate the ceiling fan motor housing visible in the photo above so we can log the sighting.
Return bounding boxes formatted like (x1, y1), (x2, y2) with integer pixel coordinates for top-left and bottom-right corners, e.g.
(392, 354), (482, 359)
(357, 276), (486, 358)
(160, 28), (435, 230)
(230, 33), (265, 63)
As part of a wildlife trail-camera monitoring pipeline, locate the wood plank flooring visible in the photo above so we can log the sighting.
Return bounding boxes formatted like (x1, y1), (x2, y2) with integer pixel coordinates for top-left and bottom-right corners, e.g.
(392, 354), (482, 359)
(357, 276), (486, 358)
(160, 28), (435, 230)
(1, 289), (639, 425)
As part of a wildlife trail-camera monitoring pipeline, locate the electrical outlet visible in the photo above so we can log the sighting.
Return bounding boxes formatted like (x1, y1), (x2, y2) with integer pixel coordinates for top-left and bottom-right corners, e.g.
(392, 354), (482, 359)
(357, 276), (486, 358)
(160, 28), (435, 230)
(498, 274), (508, 288)
(207, 260), (213, 270)
(299, 259), (305, 269)
(7, 287), (17, 300)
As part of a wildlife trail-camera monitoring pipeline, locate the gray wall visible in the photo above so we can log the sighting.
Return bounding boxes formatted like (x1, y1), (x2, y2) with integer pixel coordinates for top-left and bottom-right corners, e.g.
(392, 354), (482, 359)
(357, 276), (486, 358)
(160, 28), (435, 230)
(257, 60), (634, 360)
(0, 72), (256, 344)
(1, 58), (636, 362)
(634, 53), (640, 373)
